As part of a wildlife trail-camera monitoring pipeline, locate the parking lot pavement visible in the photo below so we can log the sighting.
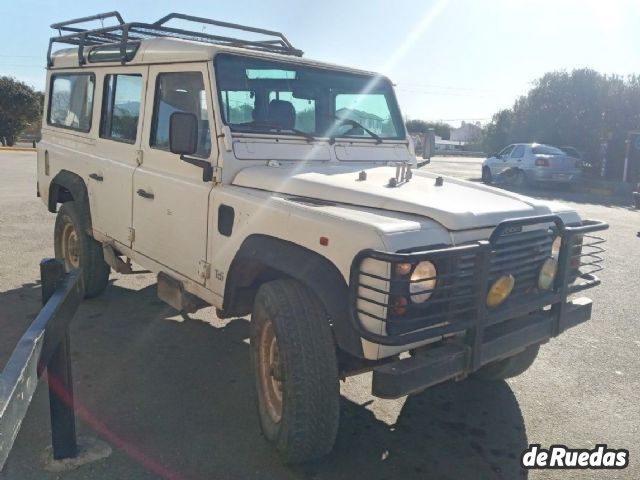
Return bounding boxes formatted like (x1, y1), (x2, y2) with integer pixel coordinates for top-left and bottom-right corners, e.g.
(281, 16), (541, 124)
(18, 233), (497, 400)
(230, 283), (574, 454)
(420, 155), (484, 180)
(1, 152), (639, 479)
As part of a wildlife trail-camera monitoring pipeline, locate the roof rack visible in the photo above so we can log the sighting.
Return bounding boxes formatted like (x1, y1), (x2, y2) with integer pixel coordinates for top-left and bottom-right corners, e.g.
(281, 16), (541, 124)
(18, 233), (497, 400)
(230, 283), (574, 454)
(47, 11), (303, 67)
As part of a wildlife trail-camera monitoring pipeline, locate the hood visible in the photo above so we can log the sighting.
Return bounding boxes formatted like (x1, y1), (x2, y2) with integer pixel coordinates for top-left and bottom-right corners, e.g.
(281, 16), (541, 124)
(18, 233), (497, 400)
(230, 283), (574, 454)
(232, 164), (577, 231)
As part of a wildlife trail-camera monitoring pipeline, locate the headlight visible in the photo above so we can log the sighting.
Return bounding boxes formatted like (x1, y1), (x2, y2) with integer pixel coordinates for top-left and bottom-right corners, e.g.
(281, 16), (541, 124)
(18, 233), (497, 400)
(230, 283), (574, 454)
(409, 261), (437, 303)
(538, 257), (558, 290)
(551, 236), (561, 259)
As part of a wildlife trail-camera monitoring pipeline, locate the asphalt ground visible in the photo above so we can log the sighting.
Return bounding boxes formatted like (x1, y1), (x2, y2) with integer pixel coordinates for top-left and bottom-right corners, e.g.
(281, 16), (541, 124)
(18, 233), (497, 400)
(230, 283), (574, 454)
(1, 152), (638, 479)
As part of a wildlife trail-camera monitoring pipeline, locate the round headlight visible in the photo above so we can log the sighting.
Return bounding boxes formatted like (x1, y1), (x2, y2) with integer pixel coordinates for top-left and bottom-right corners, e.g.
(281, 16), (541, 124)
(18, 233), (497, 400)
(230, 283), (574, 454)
(409, 261), (437, 303)
(551, 236), (561, 259)
(538, 257), (558, 290)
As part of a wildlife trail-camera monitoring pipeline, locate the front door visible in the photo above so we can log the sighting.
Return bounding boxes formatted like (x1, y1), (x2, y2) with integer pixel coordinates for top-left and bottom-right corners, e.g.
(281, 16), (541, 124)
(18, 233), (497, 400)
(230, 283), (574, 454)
(132, 63), (216, 282)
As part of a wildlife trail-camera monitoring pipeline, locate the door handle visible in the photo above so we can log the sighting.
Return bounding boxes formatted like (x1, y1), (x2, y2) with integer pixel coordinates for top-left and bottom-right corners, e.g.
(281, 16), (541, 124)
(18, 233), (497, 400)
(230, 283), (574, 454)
(89, 173), (104, 181)
(137, 189), (154, 199)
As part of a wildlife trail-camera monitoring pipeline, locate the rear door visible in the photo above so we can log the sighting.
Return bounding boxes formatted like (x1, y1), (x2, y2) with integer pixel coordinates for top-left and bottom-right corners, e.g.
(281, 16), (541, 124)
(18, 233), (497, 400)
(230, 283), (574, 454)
(90, 68), (147, 246)
(132, 63), (216, 282)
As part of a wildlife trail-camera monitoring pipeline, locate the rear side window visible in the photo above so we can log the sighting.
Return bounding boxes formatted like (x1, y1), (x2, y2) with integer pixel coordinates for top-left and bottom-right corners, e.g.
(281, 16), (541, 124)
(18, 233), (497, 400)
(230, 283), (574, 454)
(150, 71), (211, 157)
(48, 74), (95, 132)
(100, 74), (143, 143)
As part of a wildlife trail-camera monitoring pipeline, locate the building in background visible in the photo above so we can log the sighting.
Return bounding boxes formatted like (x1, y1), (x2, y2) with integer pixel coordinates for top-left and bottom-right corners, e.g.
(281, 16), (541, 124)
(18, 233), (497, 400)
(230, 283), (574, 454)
(450, 121), (482, 143)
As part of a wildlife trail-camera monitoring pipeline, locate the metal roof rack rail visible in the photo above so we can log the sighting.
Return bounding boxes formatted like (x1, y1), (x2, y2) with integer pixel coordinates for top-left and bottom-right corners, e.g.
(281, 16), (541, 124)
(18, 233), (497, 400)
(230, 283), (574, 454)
(47, 11), (303, 67)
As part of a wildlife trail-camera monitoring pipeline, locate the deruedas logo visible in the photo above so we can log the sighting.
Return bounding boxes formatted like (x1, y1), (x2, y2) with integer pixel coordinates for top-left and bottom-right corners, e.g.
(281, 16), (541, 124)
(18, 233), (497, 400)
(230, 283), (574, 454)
(521, 444), (629, 469)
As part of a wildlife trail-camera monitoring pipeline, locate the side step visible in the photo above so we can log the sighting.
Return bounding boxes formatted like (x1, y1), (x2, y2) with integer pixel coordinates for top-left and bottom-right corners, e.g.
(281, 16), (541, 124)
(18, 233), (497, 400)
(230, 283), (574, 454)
(157, 272), (205, 314)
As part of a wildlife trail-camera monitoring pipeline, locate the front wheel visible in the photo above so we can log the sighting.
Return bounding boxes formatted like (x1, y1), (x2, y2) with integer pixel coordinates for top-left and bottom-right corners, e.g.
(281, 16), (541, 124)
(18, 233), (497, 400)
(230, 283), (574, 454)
(482, 166), (493, 184)
(54, 202), (110, 298)
(250, 279), (340, 463)
(474, 344), (540, 381)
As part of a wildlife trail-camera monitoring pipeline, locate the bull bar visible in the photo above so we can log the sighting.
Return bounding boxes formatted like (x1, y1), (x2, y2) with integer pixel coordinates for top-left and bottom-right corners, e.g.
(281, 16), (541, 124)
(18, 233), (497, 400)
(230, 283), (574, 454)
(348, 215), (608, 398)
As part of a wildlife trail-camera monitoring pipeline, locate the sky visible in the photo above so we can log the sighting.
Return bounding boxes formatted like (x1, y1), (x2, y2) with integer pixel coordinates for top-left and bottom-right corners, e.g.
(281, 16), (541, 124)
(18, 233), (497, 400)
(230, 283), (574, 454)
(0, 0), (638, 126)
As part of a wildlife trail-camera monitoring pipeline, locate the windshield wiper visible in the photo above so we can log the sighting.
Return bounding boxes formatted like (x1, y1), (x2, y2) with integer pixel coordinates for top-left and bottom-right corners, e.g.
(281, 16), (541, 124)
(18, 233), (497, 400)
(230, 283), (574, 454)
(240, 121), (316, 143)
(326, 114), (383, 144)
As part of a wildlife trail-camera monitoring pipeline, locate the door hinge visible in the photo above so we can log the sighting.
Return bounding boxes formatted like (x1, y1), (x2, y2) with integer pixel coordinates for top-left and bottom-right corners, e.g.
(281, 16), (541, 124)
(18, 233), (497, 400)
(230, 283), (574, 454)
(198, 260), (211, 280)
(136, 150), (143, 166)
(128, 227), (135, 243)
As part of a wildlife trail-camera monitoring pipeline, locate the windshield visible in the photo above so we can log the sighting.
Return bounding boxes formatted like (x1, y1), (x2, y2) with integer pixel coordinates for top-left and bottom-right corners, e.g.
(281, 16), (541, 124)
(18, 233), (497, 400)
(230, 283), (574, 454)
(532, 144), (564, 155)
(214, 53), (405, 141)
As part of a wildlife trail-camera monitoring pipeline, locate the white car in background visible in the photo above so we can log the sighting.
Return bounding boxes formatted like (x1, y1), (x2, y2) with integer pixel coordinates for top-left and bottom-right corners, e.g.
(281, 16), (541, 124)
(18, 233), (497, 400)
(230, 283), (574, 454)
(482, 143), (582, 185)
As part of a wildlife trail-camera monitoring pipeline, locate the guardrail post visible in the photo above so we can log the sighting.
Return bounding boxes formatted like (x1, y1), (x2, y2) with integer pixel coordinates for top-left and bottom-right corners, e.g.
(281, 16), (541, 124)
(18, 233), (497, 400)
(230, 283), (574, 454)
(40, 259), (78, 460)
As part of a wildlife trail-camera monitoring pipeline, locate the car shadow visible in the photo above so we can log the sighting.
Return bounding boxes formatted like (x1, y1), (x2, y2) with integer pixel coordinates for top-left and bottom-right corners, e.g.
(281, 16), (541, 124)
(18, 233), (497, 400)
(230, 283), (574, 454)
(1, 279), (528, 480)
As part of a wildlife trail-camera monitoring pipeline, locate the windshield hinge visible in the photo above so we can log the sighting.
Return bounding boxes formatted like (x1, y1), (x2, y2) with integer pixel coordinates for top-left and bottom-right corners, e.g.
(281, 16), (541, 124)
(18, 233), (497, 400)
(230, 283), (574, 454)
(128, 227), (135, 243)
(212, 166), (222, 184)
(136, 149), (143, 166)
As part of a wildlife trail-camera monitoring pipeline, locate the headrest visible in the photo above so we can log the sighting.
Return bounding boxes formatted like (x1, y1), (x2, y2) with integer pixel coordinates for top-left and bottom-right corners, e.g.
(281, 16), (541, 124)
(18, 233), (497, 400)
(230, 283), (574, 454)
(267, 99), (296, 129)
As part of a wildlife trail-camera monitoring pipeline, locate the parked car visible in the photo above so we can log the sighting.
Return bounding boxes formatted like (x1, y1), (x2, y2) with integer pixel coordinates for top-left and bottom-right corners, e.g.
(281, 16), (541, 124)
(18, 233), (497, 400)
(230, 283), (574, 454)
(482, 143), (582, 185)
(38, 11), (608, 463)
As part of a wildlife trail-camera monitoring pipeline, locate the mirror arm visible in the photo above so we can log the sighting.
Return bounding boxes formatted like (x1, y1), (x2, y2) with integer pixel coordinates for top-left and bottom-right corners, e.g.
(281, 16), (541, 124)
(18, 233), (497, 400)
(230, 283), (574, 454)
(180, 155), (214, 182)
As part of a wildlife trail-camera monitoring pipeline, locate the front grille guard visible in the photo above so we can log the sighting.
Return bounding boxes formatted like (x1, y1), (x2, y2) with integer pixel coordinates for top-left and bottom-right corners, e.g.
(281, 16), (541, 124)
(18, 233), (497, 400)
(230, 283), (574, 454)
(348, 215), (608, 350)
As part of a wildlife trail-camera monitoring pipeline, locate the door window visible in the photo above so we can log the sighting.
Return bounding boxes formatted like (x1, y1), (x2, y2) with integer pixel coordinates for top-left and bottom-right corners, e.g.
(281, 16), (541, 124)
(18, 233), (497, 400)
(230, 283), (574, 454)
(511, 145), (525, 158)
(498, 145), (514, 157)
(150, 72), (211, 157)
(100, 74), (143, 143)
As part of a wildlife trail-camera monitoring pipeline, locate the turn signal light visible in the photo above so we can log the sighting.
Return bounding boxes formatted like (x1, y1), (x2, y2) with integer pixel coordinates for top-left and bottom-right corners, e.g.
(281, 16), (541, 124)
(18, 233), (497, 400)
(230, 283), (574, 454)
(390, 296), (408, 316)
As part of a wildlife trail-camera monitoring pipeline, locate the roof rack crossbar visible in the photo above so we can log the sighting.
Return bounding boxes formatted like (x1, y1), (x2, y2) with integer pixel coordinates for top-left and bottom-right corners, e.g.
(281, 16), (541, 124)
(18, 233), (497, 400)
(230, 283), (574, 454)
(51, 11), (125, 31)
(47, 11), (303, 67)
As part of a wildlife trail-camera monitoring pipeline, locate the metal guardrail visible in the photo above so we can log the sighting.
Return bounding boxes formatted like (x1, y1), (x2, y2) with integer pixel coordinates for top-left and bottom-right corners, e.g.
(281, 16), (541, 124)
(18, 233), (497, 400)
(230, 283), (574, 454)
(0, 259), (83, 470)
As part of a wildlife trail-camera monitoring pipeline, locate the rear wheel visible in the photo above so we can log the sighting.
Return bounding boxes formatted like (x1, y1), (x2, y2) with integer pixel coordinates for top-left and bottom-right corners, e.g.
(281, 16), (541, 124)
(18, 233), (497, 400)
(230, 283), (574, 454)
(474, 344), (540, 381)
(513, 169), (526, 186)
(251, 279), (340, 463)
(54, 202), (110, 298)
(482, 166), (493, 184)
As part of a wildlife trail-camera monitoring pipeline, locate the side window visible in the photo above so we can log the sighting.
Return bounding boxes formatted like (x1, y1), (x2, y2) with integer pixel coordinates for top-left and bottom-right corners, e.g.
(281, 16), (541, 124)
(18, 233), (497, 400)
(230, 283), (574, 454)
(100, 74), (143, 143)
(150, 71), (211, 157)
(511, 145), (525, 158)
(48, 74), (95, 131)
(499, 145), (514, 157)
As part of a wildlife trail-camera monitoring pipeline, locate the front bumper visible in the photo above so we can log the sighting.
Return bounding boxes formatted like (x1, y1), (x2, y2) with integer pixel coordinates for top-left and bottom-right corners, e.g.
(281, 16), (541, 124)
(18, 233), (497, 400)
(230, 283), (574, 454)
(372, 297), (591, 398)
(348, 215), (608, 397)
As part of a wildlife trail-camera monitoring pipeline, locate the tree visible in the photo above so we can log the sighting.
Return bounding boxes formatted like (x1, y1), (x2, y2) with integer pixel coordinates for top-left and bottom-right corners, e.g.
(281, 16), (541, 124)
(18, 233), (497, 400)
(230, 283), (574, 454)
(482, 69), (640, 176)
(406, 119), (451, 140)
(0, 77), (41, 146)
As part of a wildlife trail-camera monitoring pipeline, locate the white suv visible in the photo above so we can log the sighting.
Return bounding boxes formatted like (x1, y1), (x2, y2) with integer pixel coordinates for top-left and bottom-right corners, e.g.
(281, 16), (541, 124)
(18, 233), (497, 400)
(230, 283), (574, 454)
(38, 12), (608, 463)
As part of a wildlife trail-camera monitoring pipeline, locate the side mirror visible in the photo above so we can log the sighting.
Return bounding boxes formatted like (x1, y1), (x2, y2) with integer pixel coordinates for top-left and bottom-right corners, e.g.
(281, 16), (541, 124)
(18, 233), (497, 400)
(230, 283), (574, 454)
(169, 112), (198, 156)
(422, 130), (436, 161)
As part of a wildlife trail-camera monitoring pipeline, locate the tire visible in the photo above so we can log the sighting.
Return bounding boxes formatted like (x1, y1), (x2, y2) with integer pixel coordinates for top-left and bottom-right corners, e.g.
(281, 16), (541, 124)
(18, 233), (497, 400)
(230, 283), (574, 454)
(474, 344), (540, 381)
(634, 195), (640, 209)
(250, 279), (340, 463)
(513, 169), (526, 187)
(482, 166), (493, 184)
(54, 202), (110, 298)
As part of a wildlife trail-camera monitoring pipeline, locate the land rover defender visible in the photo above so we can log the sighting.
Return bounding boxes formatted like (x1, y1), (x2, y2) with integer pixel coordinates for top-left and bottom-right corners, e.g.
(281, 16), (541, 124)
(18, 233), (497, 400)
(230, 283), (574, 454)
(38, 12), (608, 462)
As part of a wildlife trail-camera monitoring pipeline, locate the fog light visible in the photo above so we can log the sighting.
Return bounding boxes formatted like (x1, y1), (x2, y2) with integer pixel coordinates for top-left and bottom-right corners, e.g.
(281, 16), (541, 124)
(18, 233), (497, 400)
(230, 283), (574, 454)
(538, 257), (557, 290)
(487, 274), (515, 307)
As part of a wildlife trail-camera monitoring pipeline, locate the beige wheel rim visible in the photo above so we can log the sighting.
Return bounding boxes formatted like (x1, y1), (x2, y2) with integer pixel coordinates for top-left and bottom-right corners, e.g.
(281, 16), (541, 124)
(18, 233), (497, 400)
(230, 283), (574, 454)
(258, 320), (283, 423)
(61, 221), (80, 271)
